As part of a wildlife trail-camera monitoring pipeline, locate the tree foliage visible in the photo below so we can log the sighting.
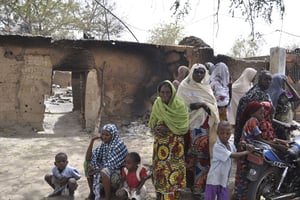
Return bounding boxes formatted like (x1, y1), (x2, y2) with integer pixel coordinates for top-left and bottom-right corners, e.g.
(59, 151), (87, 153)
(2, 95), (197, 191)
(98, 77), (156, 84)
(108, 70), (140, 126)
(171, 0), (285, 39)
(229, 35), (265, 58)
(0, 0), (124, 40)
(147, 23), (184, 45)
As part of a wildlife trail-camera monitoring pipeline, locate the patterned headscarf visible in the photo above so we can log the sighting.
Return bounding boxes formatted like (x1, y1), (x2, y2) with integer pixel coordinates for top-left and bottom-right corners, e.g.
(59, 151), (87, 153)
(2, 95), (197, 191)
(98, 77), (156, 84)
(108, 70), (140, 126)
(267, 73), (286, 108)
(91, 124), (128, 170)
(148, 80), (189, 135)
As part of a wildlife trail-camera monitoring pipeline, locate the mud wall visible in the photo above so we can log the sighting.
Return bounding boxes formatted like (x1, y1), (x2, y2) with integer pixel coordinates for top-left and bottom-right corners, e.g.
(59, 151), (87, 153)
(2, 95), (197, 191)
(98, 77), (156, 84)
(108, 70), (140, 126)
(0, 35), (276, 132)
(0, 38), (52, 130)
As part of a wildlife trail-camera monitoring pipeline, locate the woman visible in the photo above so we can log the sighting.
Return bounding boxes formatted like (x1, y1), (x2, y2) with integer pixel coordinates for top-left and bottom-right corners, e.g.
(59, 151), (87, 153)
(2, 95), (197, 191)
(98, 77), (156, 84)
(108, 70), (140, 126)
(234, 101), (288, 200)
(177, 64), (219, 194)
(210, 62), (231, 121)
(148, 80), (189, 200)
(234, 101), (264, 200)
(234, 70), (273, 147)
(89, 124), (128, 200)
(267, 73), (300, 140)
(228, 68), (257, 126)
(172, 65), (190, 89)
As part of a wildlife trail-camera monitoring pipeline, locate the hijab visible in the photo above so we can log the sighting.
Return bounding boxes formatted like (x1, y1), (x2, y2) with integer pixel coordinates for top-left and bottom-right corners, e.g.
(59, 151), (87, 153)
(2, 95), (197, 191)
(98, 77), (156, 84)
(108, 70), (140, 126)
(177, 63), (219, 129)
(228, 68), (257, 124)
(204, 62), (216, 75)
(148, 80), (189, 135)
(267, 73), (286, 108)
(210, 62), (230, 107)
(91, 124), (128, 170)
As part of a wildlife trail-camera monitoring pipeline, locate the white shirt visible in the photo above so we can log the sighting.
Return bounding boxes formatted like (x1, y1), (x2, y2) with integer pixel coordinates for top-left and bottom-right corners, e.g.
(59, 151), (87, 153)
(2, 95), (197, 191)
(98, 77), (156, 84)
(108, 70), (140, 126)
(206, 137), (236, 188)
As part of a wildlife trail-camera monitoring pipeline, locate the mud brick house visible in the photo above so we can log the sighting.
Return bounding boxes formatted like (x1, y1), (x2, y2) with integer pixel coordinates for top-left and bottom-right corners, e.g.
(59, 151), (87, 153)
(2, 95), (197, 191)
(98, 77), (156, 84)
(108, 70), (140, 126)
(0, 35), (272, 132)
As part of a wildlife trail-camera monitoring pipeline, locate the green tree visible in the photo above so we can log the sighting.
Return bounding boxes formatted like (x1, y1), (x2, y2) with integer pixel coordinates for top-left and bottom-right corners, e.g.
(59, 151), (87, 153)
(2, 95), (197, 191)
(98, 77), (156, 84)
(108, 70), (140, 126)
(0, 0), (125, 40)
(77, 0), (124, 40)
(147, 23), (184, 45)
(229, 35), (265, 58)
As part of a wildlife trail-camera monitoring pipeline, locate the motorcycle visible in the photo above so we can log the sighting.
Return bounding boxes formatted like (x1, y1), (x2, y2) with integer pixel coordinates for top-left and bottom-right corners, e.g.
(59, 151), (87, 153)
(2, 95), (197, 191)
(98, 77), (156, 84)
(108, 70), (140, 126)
(246, 135), (300, 200)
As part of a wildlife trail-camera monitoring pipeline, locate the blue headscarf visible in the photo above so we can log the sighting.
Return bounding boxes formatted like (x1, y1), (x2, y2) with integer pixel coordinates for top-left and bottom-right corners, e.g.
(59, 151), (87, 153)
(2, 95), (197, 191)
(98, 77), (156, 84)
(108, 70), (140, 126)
(267, 74), (286, 108)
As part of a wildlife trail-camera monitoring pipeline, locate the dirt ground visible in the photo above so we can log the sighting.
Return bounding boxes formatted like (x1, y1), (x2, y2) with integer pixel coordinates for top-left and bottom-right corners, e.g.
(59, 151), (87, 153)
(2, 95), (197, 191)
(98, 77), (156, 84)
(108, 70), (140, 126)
(0, 87), (237, 200)
(0, 110), (160, 200)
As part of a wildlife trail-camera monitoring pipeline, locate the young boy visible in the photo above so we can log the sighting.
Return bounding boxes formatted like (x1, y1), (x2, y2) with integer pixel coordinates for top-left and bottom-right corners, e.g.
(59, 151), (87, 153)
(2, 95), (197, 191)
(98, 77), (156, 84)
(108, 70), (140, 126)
(116, 152), (151, 200)
(204, 121), (253, 200)
(44, 152), (81, 200)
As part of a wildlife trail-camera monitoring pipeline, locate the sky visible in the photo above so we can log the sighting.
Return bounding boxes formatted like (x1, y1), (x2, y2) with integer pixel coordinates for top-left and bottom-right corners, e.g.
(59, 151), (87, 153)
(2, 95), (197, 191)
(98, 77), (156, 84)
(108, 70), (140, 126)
(113, 0), (300, 56)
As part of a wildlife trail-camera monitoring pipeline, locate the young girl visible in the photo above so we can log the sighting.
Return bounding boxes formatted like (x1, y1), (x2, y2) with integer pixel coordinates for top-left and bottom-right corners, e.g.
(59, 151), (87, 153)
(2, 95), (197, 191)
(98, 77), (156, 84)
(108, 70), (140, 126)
(116, 152), (151, 200)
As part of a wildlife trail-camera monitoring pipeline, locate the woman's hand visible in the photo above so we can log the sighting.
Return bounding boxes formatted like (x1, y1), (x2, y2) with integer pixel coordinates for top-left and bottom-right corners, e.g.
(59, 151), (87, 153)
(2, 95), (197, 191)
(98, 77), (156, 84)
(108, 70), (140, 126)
(190, 103), (210, 115)
(154, 124), (169, 137)
(87, 165), (100, 176)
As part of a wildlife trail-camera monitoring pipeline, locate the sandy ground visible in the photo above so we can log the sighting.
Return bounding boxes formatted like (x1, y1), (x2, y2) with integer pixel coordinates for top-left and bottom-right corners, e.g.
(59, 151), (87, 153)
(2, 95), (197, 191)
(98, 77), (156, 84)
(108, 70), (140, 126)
(0, 87), (159, 200)
(0, 87), (246, 200)
(0, 109), (159, 200)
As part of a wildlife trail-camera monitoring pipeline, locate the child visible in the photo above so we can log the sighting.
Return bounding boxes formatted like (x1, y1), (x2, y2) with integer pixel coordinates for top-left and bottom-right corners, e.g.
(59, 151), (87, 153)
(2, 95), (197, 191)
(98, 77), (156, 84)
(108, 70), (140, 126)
(44, 152), (81, 200)
(204, 121), (253, 200)
(116, 152), (151, 200)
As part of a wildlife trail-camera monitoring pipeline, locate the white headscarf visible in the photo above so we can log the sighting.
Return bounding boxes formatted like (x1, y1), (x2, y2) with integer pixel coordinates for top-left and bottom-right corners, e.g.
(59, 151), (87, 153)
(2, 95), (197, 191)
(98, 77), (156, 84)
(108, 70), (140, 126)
(177, 63), (219, 130)
(209, 62), (230, 107)
(228, 67), (257, 125)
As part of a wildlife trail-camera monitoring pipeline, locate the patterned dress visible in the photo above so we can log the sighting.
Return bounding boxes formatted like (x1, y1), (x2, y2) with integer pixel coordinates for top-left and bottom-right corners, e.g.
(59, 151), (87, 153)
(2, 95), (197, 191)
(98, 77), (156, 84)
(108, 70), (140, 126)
(149, 80), (189, 200)
(234, 117), (261, 200)
(152, 131), (186, 200)
(234, 85), (271, 146)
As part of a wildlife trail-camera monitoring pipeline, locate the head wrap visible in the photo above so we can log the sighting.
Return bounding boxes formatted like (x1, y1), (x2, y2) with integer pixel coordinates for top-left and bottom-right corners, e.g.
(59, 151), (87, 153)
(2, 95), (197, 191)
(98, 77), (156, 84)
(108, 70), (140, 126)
(177, 65), (190, 82)
(210, 62), (230, 87)
(244, 101), (263, 116)
(258, 70), (272, 91)
(240, 101), (263, 127)
(204, 62), (215, 75)
(228, 68), (257, 125)
(267, 73), (286, 108)
(148, 80), (189, 135)
(91, 123), (128, 170)
(210, 62), (230, 107)
(177, 63), (219, 129)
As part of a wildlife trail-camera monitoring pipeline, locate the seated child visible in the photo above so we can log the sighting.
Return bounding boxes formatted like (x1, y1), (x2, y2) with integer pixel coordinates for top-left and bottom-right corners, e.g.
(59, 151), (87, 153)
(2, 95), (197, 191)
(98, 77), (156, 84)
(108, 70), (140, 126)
(205, 121), (253, 200)
(44, 152), (81, 200)
(116, 152), (151, 200)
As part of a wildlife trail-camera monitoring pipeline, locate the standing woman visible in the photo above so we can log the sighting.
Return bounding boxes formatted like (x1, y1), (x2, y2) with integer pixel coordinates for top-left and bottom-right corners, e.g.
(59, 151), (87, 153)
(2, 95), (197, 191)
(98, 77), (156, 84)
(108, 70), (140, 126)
(267, 73), (300, 140)
(209, 62), (231, 121)
(148, 80), (189, 200)
(228, 68), (257, 126)
(177, 64), (219, 194)
(234, 70), (272, 147)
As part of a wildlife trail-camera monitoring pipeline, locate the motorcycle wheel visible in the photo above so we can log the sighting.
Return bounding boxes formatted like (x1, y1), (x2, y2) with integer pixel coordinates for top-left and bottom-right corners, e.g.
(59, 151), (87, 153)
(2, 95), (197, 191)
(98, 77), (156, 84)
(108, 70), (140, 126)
(247, 167), (281, 200)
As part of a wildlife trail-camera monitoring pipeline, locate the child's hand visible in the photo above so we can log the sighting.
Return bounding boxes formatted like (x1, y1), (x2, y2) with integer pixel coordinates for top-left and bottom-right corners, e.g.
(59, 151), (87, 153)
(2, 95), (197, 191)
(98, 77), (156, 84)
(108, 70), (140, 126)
(56, 177), (68, 185)
(115, 188), (126, 197)
(246, 144), (255, 152)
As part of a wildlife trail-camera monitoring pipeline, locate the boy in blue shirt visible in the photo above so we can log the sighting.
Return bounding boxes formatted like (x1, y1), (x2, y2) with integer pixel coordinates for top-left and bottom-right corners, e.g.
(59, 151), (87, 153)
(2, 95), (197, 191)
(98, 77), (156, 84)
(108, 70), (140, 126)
(45, 152), (81, 200)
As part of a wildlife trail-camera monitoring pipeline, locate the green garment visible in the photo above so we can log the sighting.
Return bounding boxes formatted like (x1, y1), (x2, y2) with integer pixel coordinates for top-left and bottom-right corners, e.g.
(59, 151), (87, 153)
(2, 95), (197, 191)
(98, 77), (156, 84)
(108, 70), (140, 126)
(148, 80), (189, 135)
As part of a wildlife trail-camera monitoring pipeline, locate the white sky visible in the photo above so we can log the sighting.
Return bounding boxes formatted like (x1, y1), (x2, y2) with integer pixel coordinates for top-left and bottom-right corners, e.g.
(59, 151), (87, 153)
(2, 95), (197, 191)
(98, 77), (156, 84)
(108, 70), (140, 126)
(114, 0), (300, 56)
